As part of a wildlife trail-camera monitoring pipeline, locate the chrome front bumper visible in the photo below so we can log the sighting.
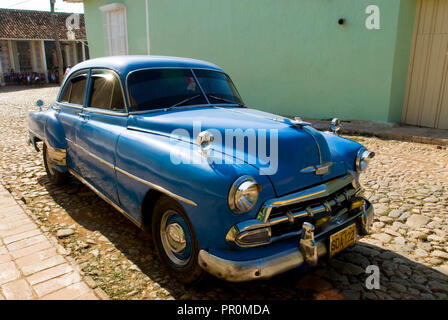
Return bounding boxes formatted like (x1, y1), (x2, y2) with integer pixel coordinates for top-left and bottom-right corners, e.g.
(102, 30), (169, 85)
(198, 203), (374, 282)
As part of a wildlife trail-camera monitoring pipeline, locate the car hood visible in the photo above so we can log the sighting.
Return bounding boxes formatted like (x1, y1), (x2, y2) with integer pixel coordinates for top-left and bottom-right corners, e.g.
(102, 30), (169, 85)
(128, 106), (354, 196)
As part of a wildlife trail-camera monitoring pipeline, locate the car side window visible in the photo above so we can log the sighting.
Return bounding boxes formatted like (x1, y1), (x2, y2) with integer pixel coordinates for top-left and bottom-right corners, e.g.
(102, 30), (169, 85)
(60, 71), (88, 105)
(89, 70), (125, 111)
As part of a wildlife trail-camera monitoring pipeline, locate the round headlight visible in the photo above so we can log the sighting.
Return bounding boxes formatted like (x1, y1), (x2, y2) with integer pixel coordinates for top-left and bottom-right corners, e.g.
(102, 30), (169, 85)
(228, 176), (262, 213)
(356, 148), (375, 172)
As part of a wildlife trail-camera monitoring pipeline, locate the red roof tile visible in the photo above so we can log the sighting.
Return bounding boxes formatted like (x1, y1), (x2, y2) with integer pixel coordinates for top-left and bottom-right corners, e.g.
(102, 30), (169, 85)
(0, 9), (86, 40)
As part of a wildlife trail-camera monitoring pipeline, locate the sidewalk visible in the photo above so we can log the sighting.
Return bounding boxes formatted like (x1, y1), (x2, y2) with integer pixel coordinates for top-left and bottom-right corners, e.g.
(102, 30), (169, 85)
(0, 185), (108, 300)
(304, 118), (448, 146)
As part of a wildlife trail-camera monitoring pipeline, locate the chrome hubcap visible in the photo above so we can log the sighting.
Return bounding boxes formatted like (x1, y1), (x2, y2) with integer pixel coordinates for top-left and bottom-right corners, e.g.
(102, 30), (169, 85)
(160, 210), (190, 266)
(166, 223), (186, 253)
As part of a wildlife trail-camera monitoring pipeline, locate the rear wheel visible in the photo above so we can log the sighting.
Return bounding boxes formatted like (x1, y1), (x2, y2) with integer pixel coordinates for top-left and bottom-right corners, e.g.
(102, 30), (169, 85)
(152, 195), (206, 284)
(43, 144), (68, 185)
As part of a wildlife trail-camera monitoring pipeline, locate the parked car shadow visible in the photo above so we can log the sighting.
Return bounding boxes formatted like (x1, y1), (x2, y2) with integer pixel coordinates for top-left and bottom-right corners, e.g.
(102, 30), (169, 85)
(37, 174), (448, 300)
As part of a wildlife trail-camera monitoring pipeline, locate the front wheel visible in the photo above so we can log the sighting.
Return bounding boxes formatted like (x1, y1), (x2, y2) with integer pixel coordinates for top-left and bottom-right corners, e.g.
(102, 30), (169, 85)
(43, 143), (68, 185)
(152, 195), (207, 284)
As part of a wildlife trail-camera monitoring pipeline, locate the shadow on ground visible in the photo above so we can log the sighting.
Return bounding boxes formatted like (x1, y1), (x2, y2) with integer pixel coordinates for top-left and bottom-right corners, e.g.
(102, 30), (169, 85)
(37, 174), (448, 300)
(0, 84), (60, 94)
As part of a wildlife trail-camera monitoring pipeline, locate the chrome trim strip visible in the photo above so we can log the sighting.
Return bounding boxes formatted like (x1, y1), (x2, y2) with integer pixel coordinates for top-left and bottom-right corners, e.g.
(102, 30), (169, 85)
(83, 107), (129, 117)
(68, 168), (142, 228)
(127, 126), (180, 140)
(66, 139), (115, 169)
(56, 102), (84, 110)
(115, 166), (198, 207)
(302, 125), (323, 165)
(66, 138), (197, 207)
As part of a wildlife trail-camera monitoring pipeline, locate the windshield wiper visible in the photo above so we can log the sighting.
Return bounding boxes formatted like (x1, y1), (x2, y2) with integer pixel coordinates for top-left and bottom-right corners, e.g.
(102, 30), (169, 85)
(208, 95), (245, 107)
(167, 95), (202, 109)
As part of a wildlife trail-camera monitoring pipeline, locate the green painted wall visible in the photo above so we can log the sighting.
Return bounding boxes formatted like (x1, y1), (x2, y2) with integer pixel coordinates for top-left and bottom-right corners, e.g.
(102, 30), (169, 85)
(388, 0), (416, 122)
(83, 0), (416, 122)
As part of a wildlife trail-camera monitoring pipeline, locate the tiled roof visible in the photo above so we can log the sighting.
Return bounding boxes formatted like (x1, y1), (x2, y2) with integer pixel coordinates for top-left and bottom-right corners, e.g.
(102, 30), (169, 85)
(0, 9), (86, 40)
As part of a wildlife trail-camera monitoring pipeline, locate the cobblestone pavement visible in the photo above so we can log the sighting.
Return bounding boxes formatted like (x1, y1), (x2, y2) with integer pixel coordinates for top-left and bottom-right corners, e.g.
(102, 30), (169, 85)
(0, 85), (447, 300)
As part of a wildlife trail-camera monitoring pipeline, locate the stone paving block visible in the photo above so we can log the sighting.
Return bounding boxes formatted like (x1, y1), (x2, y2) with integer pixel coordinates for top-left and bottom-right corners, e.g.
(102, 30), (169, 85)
(27, 263), (73, 286)
(15, 247), (57, 269)
(40, 281), (90, 300)
(6, 234), (47, 252)
(0, 219), (36, 232)
(0, 253), (11, 264)
(1, 279), (34, 300)
(0, 205), (24, 218)
(75, 291), (99, 300)
(0, 261), (21, 285)
(94, 287), (109, 300)
(0, 193), (17, 209)
(0, 215), (30, 225)
(33, 271), (81, 297)
(83, 276), (98, 289)
(3, 228), (41, 245)
(10, 240), (52, 259)
(21, 254), (65, 276)
(0, 222), (37, 238)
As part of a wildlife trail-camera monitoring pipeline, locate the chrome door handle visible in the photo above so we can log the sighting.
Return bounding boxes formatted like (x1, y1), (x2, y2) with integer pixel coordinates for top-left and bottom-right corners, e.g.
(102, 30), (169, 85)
(78, 113), (89, 120)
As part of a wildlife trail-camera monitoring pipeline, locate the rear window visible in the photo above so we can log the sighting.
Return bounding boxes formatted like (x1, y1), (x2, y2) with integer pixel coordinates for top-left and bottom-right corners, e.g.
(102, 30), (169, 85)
(60, 71), (88, 105)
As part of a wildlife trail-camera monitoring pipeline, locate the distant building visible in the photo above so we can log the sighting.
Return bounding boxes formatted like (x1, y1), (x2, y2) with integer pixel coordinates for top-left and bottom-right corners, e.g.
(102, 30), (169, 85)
(0, 8), (89, 85)
(79, 0), (447, 129)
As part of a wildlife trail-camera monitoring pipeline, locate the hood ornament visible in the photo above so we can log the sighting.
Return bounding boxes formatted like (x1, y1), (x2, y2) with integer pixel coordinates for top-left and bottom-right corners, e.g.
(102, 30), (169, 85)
(330, 118), (341, 134)
(300, 162), (333, 175)
(281, 116), (311, 128)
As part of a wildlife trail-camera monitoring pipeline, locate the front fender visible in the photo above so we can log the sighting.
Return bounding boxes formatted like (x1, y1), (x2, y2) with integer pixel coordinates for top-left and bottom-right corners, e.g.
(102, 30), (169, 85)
(115, 129), (276, 251)
(321, 131), (363, 172)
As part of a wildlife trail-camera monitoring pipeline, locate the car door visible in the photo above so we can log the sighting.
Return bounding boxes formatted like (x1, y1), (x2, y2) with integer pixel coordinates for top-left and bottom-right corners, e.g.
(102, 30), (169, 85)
(76, 69), (128, 205)
(56, 69), (89, 174)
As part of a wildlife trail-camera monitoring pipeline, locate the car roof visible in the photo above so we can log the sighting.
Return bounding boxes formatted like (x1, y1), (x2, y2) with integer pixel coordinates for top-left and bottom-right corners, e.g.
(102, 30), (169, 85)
(68, 55), (223, 79)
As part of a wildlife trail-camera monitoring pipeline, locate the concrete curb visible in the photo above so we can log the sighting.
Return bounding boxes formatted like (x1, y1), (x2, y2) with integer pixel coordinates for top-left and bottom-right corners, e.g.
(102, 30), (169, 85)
(304, 119), (448, 146)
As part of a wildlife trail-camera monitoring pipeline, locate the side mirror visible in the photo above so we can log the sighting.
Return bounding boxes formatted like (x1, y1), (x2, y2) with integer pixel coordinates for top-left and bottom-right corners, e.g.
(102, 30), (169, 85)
(36, 99), (44, 111)
(330, 118), (341, 134)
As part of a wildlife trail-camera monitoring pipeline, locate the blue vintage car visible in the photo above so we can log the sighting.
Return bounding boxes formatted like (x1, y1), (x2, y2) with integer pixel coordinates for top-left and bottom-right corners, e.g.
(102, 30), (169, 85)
(28, 56), (375, 283)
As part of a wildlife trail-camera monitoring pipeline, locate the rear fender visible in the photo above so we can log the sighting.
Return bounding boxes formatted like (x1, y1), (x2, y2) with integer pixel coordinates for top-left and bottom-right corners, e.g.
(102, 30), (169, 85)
(29, 108), (68, 173)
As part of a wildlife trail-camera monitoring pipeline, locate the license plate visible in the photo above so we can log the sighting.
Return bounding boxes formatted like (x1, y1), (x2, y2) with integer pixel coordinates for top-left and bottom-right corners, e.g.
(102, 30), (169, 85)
(330, 224), (356, 257)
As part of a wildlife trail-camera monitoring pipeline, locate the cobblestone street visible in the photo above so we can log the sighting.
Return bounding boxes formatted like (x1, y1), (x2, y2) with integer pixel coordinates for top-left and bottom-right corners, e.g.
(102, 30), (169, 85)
(0, 86), (447, 300)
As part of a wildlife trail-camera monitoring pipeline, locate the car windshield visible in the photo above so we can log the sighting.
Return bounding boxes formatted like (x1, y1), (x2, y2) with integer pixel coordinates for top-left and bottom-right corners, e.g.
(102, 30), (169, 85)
(127, 68), (244, 112)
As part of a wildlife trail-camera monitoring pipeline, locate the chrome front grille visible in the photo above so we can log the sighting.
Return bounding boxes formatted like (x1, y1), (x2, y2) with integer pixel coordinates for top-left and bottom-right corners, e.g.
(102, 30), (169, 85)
(256, 175), (359, 238)
(268, 184), (357, 237)
(269, 184), (357, 220)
